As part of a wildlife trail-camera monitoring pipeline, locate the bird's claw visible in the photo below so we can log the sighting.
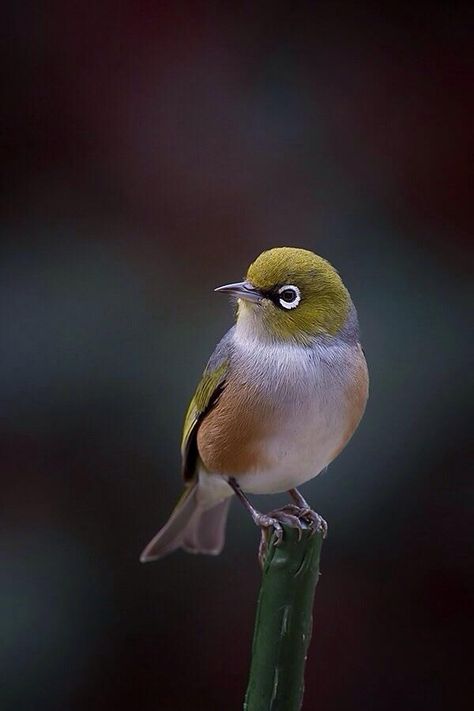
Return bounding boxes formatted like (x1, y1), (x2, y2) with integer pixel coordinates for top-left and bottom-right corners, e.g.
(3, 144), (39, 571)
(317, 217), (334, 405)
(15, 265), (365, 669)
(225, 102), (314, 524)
(300, 507), (328, 538)
(267, 508), (306, 541)
(256, 514), (283, 568)
(254, 513), (284, 545)
(255, 506), (327, 567)
(268, 504), (328, 538)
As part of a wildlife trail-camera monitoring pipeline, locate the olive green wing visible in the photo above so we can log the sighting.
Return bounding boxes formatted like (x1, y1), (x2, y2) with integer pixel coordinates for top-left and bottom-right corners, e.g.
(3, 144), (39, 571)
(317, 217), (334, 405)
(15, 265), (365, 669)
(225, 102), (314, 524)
(180, 327), (234, 481)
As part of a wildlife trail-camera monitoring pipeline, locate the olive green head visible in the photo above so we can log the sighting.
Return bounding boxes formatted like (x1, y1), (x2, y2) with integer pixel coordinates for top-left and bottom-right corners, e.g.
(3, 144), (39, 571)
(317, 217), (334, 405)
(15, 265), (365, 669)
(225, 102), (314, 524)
(216, 247), (351, 343)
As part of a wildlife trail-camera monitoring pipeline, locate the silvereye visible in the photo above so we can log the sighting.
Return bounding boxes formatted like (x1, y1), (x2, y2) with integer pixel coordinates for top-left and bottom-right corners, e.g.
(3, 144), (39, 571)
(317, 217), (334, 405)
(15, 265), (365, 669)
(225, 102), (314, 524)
(141, 247), (368, 562)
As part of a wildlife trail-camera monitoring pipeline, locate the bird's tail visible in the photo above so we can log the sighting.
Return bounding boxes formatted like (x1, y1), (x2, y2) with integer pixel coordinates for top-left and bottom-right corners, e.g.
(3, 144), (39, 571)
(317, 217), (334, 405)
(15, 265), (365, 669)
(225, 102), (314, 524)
(140, 482), (232, 562)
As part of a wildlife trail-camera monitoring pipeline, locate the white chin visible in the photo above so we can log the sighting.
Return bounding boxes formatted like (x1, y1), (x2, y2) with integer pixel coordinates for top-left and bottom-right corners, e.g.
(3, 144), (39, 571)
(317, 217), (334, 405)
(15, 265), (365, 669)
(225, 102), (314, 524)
(236, 300), (270, 343)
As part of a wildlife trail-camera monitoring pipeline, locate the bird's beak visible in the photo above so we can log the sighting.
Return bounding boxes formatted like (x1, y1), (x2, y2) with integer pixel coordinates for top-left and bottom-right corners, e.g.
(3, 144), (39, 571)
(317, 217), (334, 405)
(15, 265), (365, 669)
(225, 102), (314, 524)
(214, 281), (263, 303)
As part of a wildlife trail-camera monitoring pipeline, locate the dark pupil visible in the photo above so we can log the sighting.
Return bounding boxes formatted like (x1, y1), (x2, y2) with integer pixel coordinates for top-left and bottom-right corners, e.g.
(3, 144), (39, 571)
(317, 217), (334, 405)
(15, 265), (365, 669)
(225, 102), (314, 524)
(280, 289), (296, 302)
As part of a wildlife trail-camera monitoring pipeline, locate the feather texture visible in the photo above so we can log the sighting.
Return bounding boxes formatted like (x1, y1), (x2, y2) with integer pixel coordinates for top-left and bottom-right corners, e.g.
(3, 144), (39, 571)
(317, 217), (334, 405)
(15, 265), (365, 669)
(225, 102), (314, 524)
(141, 248), (369, 561)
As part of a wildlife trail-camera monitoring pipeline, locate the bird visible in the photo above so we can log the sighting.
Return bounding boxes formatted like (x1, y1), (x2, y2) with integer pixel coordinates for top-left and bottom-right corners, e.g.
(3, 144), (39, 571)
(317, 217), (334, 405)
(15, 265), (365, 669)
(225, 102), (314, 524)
(140, 247), (368, 562)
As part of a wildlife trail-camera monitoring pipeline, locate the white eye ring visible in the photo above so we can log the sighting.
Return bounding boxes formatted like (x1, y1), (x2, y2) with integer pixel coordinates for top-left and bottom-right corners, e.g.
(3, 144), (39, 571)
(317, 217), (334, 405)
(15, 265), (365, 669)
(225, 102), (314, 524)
(278, 284), (301, 310)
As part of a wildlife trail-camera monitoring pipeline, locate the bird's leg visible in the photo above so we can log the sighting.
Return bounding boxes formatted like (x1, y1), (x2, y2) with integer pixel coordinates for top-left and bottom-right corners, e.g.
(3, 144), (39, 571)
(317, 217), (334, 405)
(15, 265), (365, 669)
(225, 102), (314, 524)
(229, 478), (288, 565)
(288, 487), (310, 508)
(287, 488), (328, 538)
(229, 479), (316, 565)
(228, 478), (284, 544)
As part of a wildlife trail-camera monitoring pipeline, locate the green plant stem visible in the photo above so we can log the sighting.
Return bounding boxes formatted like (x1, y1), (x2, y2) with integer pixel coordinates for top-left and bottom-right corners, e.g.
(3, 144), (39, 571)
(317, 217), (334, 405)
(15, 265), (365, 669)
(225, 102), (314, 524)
(244, 525), (324, 711)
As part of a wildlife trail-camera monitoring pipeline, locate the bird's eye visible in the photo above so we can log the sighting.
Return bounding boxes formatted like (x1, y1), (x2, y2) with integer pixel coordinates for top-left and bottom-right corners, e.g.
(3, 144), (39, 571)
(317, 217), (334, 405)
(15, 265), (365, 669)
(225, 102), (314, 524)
(278, 285), (301, 310)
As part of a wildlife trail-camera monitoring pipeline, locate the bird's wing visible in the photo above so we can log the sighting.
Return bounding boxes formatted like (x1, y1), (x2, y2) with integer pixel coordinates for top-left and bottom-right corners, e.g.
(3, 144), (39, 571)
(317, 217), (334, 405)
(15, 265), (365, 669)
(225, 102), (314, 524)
(180, 327), (234, 481)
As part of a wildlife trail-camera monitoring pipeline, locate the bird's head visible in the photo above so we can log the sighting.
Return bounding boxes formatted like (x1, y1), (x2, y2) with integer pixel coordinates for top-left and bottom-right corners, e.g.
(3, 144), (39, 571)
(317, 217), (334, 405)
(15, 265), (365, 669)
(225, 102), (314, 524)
(215, 247), (351, 344)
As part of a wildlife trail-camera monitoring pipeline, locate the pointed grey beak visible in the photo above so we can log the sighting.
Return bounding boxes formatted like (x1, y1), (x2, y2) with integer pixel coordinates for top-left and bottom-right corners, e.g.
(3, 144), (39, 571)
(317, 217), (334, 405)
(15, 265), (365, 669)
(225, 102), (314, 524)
(214, 280), (263, 303)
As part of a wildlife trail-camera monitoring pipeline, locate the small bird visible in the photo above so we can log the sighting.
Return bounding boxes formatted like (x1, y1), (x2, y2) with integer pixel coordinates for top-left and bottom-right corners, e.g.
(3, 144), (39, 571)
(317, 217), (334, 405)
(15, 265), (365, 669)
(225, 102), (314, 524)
(141, 247), (368, 562)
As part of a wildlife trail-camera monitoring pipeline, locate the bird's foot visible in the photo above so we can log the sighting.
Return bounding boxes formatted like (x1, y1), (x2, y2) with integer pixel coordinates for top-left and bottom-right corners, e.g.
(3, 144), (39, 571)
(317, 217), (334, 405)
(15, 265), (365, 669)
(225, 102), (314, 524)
(271, 504), (328, 538)
(266, 507), (307, 541)
(253, 513), (284, 568)
(300, 508), (328, 537)
(253, 512), (284, 545)
(257, 506), (327, 567)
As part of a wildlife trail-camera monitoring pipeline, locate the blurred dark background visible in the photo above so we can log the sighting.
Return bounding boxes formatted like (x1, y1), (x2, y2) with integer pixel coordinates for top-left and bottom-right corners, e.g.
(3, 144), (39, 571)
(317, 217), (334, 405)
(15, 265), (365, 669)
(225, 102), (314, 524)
(2, 2), (472, 710)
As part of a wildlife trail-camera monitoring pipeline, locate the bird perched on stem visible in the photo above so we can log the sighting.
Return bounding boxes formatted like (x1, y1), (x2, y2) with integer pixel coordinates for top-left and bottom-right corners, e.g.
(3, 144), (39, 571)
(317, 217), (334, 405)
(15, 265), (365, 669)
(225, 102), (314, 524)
(141, 247), (368, 562)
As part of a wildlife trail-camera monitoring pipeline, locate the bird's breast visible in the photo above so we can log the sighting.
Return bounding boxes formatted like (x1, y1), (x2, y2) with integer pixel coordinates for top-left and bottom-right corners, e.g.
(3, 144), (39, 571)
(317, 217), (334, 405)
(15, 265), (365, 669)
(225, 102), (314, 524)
(196, 340), (368, 494)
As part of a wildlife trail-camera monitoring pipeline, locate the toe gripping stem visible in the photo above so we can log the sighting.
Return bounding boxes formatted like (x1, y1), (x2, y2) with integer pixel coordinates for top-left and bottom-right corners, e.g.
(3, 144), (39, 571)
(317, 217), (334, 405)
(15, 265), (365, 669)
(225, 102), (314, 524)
(228, 479), (327, 566)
